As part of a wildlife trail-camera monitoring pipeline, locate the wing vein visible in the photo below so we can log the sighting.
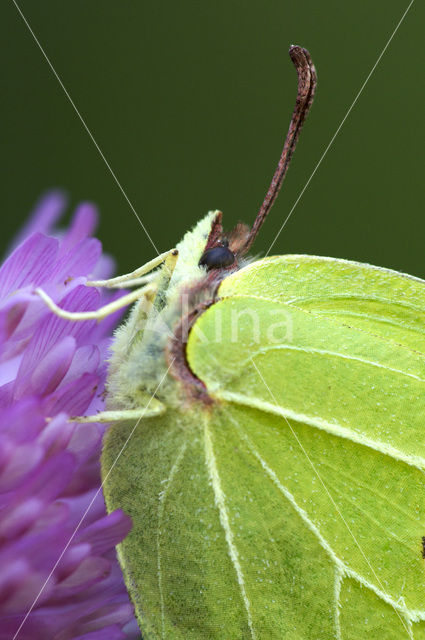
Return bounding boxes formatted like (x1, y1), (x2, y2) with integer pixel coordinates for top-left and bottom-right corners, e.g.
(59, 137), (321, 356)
(219, 390), (425, 472)
(228, 409), (425, 622)
(334, 567), (343, 640)
(248, 358), (412, 637)
(203, 420), (256, 639)
(226, 410), (342, 568)
(239, 345), (425, 384)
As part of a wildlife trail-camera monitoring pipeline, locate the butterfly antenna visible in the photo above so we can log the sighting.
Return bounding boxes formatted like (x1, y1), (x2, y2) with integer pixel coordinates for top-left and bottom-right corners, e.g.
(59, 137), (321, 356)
(243, 45), (317, 253)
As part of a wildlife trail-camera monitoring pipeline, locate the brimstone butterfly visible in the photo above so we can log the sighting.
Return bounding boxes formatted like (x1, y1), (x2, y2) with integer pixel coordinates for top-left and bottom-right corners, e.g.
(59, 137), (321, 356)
(37, 45), (425, 639)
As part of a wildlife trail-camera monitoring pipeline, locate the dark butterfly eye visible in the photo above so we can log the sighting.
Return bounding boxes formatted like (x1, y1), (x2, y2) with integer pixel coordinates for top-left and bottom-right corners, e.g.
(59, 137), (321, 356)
(199, 246), (235, 270)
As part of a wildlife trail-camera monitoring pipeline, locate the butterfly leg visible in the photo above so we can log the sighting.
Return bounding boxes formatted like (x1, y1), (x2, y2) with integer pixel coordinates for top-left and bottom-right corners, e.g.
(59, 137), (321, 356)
(36, 248), (180, 321)
(35, 283), (157, 322)
(92, 274), (156, 289)
(86, 249), (178, 289)
(69, 399), (166, 423)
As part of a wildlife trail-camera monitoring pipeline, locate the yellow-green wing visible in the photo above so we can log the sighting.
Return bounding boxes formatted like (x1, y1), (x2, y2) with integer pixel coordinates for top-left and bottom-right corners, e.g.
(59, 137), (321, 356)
(103, 413), (259, 639)
(103, 255), (425, 639)
(219, 254), (425, 351)
(186, 256), (425, 638)
(103, 409), (338, 639)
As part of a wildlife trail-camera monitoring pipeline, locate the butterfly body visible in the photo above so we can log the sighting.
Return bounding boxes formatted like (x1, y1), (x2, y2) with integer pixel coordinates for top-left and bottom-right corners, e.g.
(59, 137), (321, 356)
(106, 212), (219, 410)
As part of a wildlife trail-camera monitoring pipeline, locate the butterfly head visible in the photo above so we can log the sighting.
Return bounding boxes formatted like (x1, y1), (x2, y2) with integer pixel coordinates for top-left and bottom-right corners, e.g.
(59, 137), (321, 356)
(199, 243), (235, 271)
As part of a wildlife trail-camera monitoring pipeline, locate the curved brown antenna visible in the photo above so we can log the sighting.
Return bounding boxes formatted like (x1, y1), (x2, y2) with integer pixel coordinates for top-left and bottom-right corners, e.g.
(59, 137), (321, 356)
(243, 45), (317, 253)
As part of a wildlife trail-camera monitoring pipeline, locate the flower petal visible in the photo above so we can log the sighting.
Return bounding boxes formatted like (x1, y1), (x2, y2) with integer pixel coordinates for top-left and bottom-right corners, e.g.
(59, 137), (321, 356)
(7, 191), (66, 254)
(0, 234), (59, 298)
(59, 203), (99, 254)
(0, 195), (137, 637)
(26, 337), (76, 398)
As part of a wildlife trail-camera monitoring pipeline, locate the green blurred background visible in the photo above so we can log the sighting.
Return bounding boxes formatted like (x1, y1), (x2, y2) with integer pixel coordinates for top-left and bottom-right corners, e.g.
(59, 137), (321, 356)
(1, 1), (423, 277)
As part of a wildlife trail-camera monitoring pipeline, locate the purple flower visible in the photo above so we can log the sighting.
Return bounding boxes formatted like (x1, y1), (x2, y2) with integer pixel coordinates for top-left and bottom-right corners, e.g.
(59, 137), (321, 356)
(0, 193), (138, 639)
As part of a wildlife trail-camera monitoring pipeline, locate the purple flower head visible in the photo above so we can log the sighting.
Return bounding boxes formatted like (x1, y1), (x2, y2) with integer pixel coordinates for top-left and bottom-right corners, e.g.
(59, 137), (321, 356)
(0, 193), (138, 639)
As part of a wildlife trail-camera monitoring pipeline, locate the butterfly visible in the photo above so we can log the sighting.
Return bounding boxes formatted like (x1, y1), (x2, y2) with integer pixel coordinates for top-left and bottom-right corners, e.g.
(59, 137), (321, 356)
(38, 45), (425, 639)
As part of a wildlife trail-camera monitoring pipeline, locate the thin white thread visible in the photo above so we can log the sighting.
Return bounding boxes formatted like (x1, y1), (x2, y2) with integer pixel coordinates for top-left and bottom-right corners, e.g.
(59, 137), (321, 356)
(266, 0), (415, 256)
(12, 362), (173, 639)
(12, 0), (160, 257)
